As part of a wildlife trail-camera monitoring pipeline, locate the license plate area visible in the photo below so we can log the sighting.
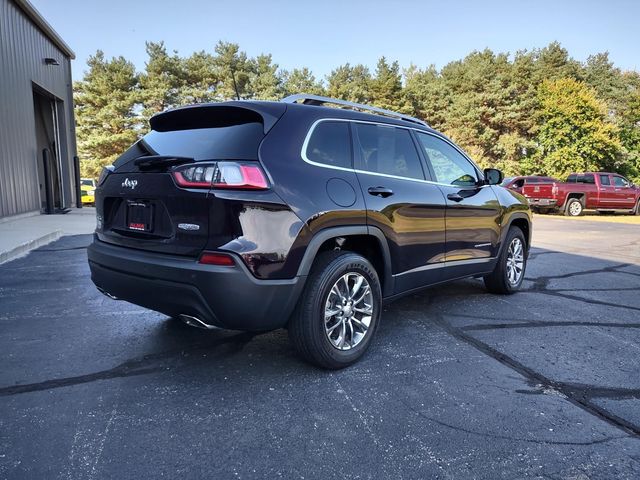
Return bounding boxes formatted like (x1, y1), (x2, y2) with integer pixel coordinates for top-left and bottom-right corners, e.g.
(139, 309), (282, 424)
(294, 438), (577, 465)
(126, 201), (153, 232)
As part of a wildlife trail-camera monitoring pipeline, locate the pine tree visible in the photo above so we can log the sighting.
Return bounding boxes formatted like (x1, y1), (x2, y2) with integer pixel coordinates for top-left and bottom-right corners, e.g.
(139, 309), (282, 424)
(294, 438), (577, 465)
(180, 51), (218, 104)
(74, 51), (139, 178)
(212, 41), (252, 100)
(326, 64), (372, 103)
(370, 57), (407, 112)
(282, 68), (324, 96)
(249, 54), (283, 100)
(139, 42), (184, 124)
(404, 64), (449, 129)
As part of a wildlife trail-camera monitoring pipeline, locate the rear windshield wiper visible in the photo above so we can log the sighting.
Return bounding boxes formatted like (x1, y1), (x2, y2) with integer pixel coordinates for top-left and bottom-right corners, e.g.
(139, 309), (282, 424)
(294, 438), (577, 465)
(134, 155), (195, 171)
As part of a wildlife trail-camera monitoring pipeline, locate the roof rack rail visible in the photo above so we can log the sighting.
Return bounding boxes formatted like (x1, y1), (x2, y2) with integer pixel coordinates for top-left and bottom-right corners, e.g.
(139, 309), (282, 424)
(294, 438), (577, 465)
(281, 93), (430, 128)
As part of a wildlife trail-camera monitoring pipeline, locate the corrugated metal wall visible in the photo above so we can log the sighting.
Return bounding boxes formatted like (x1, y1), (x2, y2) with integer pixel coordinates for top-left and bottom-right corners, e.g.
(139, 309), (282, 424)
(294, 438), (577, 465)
(0, 0), (77, 218)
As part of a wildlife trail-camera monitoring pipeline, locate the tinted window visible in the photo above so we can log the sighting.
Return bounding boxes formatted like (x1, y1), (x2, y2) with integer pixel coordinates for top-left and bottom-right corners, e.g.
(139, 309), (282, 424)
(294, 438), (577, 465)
(416, 133), (478, 186)
(568, 174), (595, 184)
(305, 121), (352, 168)
(600, 175), (611, 186)
(613, 176), (629, 187)
(139, 122), (264, 161)
(354, 124), (424, 180)
(526, 178), (538, 183)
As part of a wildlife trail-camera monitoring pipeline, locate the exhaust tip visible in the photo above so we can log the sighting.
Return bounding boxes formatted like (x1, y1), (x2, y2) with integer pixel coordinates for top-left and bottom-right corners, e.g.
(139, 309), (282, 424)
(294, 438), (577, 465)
(178, 314), (218, 330)
(97, 287), (118, 300)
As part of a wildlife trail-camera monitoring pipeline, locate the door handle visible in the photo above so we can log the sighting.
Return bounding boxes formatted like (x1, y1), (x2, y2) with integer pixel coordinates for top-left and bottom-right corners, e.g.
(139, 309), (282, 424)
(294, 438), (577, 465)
(368, 186), (394, 198)
(447, 192), (464, 202)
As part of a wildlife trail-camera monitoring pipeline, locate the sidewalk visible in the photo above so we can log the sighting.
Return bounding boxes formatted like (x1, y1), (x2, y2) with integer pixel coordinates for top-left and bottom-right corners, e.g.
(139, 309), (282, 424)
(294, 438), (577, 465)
(0, 208), (96, 264)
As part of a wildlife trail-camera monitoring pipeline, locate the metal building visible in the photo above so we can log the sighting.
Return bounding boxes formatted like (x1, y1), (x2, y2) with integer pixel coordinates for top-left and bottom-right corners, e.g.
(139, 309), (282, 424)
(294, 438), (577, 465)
(0, 0), (78, 219)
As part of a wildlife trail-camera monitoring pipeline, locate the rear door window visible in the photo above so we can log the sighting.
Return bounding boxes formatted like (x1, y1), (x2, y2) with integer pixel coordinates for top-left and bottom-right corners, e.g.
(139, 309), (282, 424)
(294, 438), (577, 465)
(354, 123), (425, 180)
(600, 175), (611, 186)
(416, 133), (478, 187)
(304, 121), (352, 169)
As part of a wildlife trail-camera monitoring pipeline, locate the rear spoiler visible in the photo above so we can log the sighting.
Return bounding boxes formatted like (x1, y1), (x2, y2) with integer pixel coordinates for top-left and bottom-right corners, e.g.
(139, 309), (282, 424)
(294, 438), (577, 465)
(149, 101), (286, 134)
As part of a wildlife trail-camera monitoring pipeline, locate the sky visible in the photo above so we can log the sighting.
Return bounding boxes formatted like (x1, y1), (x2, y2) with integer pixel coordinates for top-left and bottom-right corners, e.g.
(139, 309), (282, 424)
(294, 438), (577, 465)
(30, 0), (640, 81)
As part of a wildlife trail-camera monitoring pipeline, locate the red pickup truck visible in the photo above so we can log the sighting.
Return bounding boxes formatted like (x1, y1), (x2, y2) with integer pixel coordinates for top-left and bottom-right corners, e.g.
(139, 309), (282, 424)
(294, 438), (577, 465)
(522, 172), (640, 216)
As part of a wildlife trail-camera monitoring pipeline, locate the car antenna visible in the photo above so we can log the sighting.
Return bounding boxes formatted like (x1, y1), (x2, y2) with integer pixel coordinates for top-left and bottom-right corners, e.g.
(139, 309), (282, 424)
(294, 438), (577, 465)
(230, 67), (241, 101)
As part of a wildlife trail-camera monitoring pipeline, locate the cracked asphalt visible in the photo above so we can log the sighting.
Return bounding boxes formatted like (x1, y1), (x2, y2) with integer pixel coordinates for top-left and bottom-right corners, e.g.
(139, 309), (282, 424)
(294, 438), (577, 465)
(1, 216), (639, 479)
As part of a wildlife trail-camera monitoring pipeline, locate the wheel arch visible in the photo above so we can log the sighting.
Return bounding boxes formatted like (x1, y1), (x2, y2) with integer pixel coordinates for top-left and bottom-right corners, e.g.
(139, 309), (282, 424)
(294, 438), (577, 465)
(296, 226), (394, 297)
(499, 212), (532, 258)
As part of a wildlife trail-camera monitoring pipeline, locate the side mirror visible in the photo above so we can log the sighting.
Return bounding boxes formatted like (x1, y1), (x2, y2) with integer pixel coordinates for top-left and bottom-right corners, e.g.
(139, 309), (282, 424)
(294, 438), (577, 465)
(484, 168), (503, 186)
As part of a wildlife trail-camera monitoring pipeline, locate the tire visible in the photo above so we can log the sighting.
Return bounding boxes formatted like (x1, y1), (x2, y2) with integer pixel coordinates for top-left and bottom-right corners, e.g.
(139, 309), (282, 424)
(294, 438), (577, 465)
(564, 198), (583, 216)
(483, 227), (527, 294)
(288, 251), (382, 369)
(634, 200), (640, 216)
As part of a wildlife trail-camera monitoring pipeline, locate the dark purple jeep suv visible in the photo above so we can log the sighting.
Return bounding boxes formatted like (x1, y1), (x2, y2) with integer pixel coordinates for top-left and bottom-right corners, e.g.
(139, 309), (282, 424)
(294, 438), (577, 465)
(88, 94), (531, 368)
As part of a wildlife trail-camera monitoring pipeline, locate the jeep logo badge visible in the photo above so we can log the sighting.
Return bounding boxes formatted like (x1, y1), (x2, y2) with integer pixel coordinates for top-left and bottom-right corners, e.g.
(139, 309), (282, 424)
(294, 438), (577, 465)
(122, 178), (138, 189)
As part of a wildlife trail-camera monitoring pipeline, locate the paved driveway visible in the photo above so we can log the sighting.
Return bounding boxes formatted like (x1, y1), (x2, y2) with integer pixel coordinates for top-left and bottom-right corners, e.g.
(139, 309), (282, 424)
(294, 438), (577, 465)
(0, 217), (639, 479)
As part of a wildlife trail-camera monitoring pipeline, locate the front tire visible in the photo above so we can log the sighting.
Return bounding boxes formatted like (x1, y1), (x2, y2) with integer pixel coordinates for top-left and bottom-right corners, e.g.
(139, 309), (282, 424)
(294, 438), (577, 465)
(565, 198), (583, 216)
(288, 251), (382, 369)
(484, 227), (527, 294)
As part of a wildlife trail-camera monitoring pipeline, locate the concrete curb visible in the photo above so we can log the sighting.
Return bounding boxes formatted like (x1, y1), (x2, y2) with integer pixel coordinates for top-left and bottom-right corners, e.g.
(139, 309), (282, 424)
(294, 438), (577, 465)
(0, 230), (62, 265)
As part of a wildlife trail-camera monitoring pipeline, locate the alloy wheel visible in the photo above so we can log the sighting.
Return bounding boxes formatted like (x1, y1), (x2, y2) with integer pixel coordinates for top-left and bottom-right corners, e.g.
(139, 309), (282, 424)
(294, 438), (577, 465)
(324, 272), (374, 350)
(506, 237), (525, 286)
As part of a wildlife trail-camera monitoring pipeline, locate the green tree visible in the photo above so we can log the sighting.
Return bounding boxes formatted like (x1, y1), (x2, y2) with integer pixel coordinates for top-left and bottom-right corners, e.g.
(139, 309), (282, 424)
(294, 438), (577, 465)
(212, 41), (252, 100)
(249, 54), (283, 100)
(180, 51), (218, 104)
(326, 64), (372, 103)
(438, 49), (531, 172)
(139, 41), (183, 124)
(404, 64), (448, 128)
(535, 78), (621, 177)
(74, 51), (139, 178)
(282, 68), (324, 96)
(370, 57), (407, 112)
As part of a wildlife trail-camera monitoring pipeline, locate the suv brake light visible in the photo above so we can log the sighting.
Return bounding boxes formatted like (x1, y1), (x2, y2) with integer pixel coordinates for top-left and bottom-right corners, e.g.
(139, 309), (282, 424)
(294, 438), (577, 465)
(173, 162), (268, 190)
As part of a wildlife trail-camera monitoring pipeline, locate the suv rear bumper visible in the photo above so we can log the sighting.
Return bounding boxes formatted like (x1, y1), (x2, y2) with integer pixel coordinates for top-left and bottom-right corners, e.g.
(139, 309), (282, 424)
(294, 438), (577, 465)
(87, 237), (303, 331)
(526, 197), (557, 207)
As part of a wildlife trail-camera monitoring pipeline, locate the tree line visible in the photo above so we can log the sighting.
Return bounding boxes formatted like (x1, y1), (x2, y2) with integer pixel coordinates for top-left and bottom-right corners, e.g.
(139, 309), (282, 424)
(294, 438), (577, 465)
(74, 41), (640, 182)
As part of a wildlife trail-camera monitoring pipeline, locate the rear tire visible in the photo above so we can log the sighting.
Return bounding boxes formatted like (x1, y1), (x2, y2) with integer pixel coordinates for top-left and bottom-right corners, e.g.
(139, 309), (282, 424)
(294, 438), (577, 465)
(635, 200), (640, 215)
(484, 227), (527, 294)
(564, 198), (583, 216)
(288, 251), (381, 369)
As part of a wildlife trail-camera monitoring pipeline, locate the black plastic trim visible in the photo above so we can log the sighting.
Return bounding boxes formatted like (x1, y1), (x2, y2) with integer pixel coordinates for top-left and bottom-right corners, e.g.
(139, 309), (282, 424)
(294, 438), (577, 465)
(296, 226), (394, 297)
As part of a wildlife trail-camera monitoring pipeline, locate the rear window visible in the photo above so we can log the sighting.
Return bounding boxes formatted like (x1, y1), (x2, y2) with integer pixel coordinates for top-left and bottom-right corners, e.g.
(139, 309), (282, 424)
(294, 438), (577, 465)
(567, 174), (595, 184)
(600, 175), (611, 185)
(305, 121), (352, 168)
(355, 124), (425, 180)
(140, 122), (264, 161)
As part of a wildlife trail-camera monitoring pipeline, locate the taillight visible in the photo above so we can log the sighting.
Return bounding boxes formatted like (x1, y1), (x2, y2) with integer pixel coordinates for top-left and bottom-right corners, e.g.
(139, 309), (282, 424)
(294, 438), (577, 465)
(198, 252), (235, 266)
(552, 183), (558, 195)
(173, 162), (268, 190)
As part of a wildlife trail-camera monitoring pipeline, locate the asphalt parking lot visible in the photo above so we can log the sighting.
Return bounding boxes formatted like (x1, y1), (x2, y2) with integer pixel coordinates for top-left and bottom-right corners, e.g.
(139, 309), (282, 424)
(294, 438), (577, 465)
(1, 216), (639, 479)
